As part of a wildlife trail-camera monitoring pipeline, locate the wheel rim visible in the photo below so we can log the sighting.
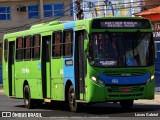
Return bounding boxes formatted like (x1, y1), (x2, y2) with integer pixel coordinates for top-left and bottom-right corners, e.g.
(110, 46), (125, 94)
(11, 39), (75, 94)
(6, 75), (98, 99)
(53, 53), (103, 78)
(69, 88), (76, 111)
(70, 93), (75, 106)
(24, 88), (29, 107)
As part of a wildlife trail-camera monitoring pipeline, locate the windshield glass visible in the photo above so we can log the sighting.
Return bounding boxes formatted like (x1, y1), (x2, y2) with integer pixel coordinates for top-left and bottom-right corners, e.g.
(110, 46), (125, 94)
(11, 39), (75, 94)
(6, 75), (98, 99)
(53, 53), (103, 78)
(88, 32), (154, 67)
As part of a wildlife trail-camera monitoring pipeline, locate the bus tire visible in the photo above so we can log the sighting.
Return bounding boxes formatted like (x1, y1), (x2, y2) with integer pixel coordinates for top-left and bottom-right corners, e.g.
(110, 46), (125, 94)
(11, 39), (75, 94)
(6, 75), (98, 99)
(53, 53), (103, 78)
(23, 85), (35, 109)
(68, 85), (77, 112)
(120, 100), (133, 110)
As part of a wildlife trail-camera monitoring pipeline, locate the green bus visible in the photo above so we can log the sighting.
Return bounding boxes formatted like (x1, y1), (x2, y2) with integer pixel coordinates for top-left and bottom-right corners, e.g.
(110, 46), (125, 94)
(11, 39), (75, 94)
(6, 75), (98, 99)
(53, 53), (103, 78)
(2, 16), (155, 112)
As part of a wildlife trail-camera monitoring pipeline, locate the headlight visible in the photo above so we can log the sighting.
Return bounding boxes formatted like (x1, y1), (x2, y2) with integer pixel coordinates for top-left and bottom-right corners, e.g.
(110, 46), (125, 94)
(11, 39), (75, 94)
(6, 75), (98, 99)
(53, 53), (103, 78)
(151, 75), (154, 80)
(97, 79), (105, 86)
(146, 78), (151, 84)
(90, 76), (105, 86)
(146, 75), (155, 85)
(91, 76), (97, 82)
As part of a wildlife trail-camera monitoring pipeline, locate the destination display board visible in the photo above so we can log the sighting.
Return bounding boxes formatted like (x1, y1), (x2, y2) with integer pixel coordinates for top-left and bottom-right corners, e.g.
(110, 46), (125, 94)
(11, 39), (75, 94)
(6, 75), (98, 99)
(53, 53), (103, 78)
(92, 19), (151, 29)
(100, 21), (142, 28)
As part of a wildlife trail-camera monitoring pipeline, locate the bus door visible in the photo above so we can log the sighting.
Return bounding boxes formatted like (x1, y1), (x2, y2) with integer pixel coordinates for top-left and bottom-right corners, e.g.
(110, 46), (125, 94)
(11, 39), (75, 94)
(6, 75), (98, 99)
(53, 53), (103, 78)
(8, 41), (15, 96)
(51, 31), (64, 100)
(42, 35), (51, 98)
(75, 31), (86, 100)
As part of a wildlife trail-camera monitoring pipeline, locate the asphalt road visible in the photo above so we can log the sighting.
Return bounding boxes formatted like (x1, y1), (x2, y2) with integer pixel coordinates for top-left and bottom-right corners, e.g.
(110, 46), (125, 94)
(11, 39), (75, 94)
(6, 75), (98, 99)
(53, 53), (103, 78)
(0, 94), (160, 120)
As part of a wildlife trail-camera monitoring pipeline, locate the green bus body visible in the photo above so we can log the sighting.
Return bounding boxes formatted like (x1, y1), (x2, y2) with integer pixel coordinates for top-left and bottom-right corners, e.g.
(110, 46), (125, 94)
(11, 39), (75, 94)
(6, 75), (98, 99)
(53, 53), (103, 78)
(2, 17), (155, 111)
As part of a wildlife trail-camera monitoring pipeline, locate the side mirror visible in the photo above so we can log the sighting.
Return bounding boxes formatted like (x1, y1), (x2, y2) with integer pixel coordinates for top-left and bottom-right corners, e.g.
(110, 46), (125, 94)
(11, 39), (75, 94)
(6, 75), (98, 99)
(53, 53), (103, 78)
(84, 39), (88, 52)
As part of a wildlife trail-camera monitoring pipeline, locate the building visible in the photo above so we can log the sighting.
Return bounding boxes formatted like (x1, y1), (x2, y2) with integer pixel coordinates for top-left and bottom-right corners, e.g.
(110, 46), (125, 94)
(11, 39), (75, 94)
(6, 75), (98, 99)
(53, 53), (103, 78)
(0, 0), (73, 44)
(142, 0), (160, 10)
(0, 0), (73, 84)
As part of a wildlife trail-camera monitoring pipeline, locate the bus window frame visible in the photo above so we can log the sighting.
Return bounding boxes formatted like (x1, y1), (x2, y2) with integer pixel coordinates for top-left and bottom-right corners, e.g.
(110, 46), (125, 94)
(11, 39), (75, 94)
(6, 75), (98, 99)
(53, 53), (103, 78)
(63, 29), (73, 58)
(24, 35), (32, 61)
(16, 37), (24, 61)
(52, 31), (62, 59)
(32, 34), (41, 60)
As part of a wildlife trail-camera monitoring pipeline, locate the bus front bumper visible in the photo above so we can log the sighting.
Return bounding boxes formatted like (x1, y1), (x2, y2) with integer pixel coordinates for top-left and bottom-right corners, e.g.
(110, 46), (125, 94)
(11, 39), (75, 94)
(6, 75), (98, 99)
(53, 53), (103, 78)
(86, 80), (155, 103)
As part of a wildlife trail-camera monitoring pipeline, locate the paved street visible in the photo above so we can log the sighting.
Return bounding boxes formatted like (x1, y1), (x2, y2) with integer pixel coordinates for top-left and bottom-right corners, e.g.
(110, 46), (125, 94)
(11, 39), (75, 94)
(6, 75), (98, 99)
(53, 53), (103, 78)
(0, 85), (160, 119)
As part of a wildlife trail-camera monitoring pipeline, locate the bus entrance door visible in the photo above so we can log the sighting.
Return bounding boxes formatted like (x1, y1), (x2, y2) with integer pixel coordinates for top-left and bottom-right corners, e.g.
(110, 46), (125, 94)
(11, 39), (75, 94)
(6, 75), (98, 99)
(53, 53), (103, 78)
(75, 31), (86, 100)
(8, 41), (15, 96)
(42, 36), (51, 98)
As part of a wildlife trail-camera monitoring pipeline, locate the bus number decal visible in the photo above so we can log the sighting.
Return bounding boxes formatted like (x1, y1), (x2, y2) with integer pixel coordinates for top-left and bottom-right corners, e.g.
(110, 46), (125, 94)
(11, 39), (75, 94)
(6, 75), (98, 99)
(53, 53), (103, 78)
(22, 67), (29, 73)
(112, 79), (118, 84)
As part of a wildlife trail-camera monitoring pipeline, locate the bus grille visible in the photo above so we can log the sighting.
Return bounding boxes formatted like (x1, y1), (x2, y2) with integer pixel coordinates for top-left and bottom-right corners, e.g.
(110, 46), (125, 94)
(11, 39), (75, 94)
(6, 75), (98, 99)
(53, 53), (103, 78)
(104, 70), (147, 76)
(108, 93), (143, 97)
(108, 86), (144, 92)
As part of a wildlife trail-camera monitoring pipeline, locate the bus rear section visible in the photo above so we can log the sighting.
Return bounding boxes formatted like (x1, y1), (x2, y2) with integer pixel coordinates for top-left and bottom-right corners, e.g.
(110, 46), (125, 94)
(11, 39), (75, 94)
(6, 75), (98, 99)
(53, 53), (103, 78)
(85, 18), (155, 109)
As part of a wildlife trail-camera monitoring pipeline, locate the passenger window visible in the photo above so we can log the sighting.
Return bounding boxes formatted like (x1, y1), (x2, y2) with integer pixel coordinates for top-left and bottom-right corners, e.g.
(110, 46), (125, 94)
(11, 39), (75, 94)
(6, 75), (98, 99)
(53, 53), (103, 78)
(16, 37), (23, 61)
(32, 34), (40, 59)
(63, 30), (73, 57)
(52, 32), (62, 58)
(4, 39), (8, 62)
(24, 36), (31, 60)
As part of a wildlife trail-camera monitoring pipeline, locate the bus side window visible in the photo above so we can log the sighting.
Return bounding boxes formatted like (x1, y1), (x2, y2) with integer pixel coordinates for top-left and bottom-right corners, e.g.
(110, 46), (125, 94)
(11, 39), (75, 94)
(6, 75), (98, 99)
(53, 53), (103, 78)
(32, 34), (40, 59)
(16, 37), (24, 61)
(4, 39), (8, 62)
(63, 30), (73, 57)
(52, 32), (62, 58)
(24, 36), (31, 60)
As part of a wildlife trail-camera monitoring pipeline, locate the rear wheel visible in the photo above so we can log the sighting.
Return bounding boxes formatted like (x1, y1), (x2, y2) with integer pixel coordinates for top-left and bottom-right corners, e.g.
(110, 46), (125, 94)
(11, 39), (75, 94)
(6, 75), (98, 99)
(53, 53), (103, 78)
(120, 100), (133, 110)
(68, 86), (77, 112)
(23, 85), (35, 109)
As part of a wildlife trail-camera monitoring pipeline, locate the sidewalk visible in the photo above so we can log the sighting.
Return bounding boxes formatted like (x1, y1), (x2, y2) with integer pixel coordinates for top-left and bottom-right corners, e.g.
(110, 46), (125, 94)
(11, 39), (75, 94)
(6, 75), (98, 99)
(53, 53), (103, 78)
(0, 84), (3, 94)
(0, 85), (159, 105)
(134, 93), (160, 105)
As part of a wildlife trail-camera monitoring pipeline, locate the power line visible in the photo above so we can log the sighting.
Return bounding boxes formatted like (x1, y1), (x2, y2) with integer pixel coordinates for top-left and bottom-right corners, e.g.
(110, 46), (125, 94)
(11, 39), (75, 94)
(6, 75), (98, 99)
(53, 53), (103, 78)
(1, 1), (144, 31)
(92, 0), (160, 7)
(90, 2), (160, 12)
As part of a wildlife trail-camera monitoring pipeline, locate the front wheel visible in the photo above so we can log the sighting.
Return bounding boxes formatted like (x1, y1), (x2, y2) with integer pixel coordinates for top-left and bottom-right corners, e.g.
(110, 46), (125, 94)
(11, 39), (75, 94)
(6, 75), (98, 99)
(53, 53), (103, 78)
(68, 86), (77, 112)
(23, 85), (35, 109)
(120, 100), (133, 110)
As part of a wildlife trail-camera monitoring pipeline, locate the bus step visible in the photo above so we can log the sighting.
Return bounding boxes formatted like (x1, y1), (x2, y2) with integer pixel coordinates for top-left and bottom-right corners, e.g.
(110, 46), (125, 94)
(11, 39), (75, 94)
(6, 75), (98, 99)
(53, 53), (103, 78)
(9, 96), (16, 99)
(44, 99), (51, 103)
(76, 100), (86, 103)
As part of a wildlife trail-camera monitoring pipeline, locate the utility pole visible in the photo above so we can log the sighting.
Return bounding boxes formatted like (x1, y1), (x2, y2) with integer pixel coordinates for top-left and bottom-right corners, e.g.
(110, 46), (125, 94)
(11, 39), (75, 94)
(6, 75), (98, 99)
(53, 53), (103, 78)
(105, 0), (114, 16)
(75, 0), (83, 20)
(39, 0), (44, 22)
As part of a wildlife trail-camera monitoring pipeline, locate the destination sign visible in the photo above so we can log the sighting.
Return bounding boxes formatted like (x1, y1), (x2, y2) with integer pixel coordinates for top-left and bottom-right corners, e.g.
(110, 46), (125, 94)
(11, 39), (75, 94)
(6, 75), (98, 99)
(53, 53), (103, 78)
(100, 21), (142, 28)
(92, 19), (151, 29)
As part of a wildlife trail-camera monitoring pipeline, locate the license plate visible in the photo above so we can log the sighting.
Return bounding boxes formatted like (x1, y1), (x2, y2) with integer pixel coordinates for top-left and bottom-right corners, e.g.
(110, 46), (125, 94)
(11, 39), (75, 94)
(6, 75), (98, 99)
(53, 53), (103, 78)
(120, 88), (132, 92)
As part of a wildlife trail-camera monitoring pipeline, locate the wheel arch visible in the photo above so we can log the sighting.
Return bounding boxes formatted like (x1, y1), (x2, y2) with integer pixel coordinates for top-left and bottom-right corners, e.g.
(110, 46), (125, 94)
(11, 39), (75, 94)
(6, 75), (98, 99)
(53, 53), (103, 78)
(23, 80), (29, 97)
(23, 80), (29, 89)
(65, 79), (73, 101)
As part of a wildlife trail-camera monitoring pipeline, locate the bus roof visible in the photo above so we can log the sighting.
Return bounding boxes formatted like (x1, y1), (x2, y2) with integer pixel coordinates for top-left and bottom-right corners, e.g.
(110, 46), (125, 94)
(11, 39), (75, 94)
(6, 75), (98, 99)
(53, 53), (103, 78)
(3, 16), (150, 40)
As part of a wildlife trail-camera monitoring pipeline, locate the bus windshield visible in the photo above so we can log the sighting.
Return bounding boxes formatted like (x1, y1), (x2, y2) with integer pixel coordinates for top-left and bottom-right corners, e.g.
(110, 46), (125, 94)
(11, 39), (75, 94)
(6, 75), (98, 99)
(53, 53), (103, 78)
(89, 32), (154, 67)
